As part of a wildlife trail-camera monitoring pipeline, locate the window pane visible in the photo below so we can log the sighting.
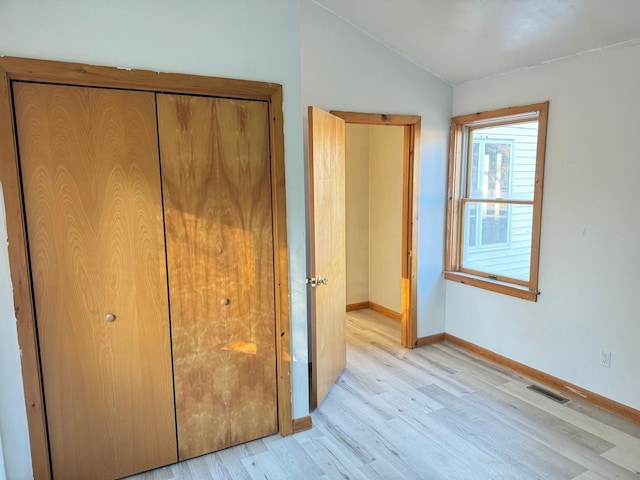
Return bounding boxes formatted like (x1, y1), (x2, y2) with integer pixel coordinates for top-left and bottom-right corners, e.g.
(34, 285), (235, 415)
(469, 121), (538, 201)
(467, 203), (477, 247)
(462, 202), (533, 281)
(464, 201), (508, 247)
(470, 142), (479, 197)
(480, 202), (508, 245)
(469, 140), (511, 199)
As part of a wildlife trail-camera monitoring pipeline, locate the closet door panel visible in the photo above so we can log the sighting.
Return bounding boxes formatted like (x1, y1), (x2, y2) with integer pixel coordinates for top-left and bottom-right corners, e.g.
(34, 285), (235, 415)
(13, 83), (177, 480)
(157, 94), (277, 460)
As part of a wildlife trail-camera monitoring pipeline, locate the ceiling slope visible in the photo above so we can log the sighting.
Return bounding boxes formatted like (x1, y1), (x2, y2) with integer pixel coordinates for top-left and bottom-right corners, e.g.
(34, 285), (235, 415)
(313, 0), (640, 84)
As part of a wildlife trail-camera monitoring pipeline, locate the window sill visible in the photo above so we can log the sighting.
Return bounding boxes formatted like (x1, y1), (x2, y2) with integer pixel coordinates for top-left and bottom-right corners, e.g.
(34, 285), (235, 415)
(444, 271), (539, 302)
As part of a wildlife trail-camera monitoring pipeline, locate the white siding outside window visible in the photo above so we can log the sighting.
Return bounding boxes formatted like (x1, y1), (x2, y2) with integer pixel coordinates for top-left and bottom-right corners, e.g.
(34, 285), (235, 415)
(462, 121), (538, 281)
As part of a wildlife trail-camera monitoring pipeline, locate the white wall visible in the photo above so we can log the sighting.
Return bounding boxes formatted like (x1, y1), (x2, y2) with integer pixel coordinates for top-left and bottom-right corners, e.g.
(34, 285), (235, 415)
(0, 186), (30, 480)
(450, 43), (640, 410)
(0, 1), (307, 477)
(0, 433), (6, 480)
(302, 0), (452, 337)
(369, 125), (404, 313)
(345, 124), (370, 304)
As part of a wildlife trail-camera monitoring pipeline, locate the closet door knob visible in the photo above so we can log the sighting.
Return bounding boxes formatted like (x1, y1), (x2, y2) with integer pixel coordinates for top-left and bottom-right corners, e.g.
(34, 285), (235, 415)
(105, 313), (117, 322)
(221, 298), (230, 306)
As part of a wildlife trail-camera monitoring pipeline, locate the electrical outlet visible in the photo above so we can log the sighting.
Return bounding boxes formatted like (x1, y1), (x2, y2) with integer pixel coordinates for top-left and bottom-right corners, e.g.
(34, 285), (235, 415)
(600, 350), (611, 368)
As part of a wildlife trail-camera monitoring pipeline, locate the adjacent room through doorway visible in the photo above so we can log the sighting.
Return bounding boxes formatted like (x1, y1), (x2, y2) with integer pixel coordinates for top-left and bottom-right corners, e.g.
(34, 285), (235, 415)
(345, 123), (405, 333)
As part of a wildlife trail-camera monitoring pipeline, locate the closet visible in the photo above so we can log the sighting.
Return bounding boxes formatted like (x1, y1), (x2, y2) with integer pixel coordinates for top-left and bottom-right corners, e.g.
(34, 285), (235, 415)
(13, 81), (278, 479)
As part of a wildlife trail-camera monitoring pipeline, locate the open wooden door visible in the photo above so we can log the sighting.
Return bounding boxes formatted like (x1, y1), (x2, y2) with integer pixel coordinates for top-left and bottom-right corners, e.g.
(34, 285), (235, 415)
(308, 106), (346, 408)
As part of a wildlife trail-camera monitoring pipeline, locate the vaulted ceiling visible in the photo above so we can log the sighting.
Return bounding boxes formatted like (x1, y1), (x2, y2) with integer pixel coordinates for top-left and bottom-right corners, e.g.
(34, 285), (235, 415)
(312, 0), (640, 85)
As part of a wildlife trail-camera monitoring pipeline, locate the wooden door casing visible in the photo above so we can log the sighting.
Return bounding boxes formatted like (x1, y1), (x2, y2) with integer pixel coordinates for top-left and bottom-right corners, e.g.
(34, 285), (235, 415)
(157, 94), (278, 460)
(330, 111), (421, 349)
(13, 83), (178, 479)
(308, 106), (347, 408)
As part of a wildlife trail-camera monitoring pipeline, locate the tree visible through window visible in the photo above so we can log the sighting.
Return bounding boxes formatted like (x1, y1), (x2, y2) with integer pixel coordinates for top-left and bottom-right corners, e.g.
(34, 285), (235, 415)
(445, 102), (549, 301)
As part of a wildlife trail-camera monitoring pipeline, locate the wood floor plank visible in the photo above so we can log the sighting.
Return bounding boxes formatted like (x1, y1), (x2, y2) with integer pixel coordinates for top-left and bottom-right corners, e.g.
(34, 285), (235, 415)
(296, 435), (370, 480)
(426, 344), (514, 386)
(240, 450), (293, 480)
(358, 461), (405, 480)
(311, 408), (377, 466)
(183, 457), (217, 480)
(571, 471), (611, 480)
(440, 379), (637, 479)
(197, 455), (233, 480)
(453, 372), (617, 455)
(348, 334), (471, 397)
(332, 377), (395, 426)
(263, 434), (326, 479)
(433, 342), (525, 382)
(373, 416), (501, 479)
(498, 381), (640, 451)
(211, 447), (253, 480)
(420, 384), (586, 479)
(601, 445), (640, 473)
(567, 401), (640, 439)
(126, 466), (174, 480)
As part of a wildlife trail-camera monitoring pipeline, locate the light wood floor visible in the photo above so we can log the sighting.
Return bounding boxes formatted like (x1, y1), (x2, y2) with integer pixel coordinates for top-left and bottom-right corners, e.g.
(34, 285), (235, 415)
(128, 309), (640, 479)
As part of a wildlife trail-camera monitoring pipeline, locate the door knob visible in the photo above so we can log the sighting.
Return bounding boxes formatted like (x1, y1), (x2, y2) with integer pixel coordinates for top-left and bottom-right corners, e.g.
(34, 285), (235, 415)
(221, 298), (230, 306)
(105, 313), (117, 322)
(306, 276), (329, 287)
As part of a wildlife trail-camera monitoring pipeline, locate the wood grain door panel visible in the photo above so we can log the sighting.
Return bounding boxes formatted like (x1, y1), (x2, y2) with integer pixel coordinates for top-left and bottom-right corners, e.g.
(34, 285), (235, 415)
(308, 106), (347, 407)
(13, 83), (177, 480)
(157, 93), (277, 460)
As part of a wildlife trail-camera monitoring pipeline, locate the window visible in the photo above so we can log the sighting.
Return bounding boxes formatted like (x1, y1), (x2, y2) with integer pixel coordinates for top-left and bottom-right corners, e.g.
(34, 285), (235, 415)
(467, 138), (514, 248)
(445, 102), (549, 301)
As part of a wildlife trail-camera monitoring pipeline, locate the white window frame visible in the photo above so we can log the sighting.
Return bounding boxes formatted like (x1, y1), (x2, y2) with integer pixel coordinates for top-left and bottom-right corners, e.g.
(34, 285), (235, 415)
(466, 137), (515, 251)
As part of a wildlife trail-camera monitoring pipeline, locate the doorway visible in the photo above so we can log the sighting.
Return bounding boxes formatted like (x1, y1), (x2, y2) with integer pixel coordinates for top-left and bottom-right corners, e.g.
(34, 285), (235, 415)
(307, 108), (421, 410)
(334, 111), (420, 349)
(345, 123), (404, 327)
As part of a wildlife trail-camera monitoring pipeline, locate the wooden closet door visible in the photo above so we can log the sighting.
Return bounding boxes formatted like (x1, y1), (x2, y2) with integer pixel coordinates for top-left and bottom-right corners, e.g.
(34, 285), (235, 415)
(13, 83), (177, 480)
(157, 94), (277, 460)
